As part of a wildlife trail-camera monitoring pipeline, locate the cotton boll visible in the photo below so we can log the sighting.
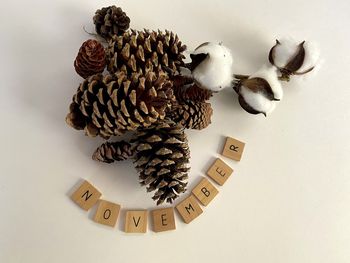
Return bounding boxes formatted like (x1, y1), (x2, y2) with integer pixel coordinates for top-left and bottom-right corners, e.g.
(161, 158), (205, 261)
(190, 42), (234, 92)
(297, 41), (321, 73)
(270, 37), (299, 68)
(269, 38), (321, 80)
(233, 65), (283, 116)
(249, 65), (283, 100)
(240, 86), (277, 116)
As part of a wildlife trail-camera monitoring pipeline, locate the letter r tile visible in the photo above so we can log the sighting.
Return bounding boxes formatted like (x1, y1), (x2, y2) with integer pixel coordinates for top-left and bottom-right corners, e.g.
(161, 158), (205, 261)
(222, 136), (245, 161)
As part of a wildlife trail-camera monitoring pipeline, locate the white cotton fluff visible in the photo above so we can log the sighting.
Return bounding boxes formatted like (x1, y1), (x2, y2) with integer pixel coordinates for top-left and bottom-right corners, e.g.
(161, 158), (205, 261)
(191, 42), (234, 92)
(249, 65), (283, 100)
(240, 86), (277, 115)
(298, 41), (321, 73)
(272, 37), (320, 73)
(239, 65), (282, 115)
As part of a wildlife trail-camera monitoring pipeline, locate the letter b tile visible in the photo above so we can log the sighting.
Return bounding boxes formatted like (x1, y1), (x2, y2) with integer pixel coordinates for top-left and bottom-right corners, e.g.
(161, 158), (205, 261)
(192, 177), (219, 206)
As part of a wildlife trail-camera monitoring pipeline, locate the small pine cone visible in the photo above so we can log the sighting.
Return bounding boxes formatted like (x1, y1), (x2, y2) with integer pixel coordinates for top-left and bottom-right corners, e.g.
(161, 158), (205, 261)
(92, 140), (133, 163)
(65, 71), (175, 139)
(169, 101), (213, 130)
(106, 29), (186, 76)
(173, 82), (213, 102)
(74, 39), (106, 78)
(93, 6), (130, 40)
(132, 119), (190, 205)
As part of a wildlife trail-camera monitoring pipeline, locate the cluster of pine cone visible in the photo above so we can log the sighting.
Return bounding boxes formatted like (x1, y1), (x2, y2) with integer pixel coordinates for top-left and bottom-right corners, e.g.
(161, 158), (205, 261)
(66, 6), (214, 205)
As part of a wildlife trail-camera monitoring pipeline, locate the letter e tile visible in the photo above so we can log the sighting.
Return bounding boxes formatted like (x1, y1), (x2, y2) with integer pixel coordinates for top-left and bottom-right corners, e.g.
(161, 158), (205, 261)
(207, 158), (233, 186)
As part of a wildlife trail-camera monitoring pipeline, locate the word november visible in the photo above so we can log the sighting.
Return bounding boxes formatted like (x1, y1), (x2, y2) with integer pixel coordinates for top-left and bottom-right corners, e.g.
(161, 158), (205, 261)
(70, 136), (245, 233)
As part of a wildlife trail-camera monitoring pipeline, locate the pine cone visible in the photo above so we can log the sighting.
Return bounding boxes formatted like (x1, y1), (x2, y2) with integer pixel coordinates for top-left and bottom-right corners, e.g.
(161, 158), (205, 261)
(93, 6), (130, 40)
(74, 39), (106, 78)
(92, 140), (133, 163)
(132, 119), (190, 205)
(106, 29), (186, 76)
(169, 101), (213, 130)
(66, 71), (175, 139)
(174, 83), (213, 102)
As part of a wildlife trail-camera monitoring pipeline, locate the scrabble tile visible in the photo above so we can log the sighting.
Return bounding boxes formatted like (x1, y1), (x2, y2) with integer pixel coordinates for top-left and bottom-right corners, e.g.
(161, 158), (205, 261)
(125, 210), (148, 233)
(176, 195), (203, 224)
(71, 180), (102, 211)
(93, 200), (121, 227)
(192, 177), (219, 206)
(222, 136), (245, 161)
(207, 158), (233, 186)
(152, 207), (176, 232)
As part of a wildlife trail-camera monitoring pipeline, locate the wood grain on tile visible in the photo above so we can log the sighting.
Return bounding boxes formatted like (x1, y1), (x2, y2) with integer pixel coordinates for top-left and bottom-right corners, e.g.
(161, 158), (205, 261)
(192, 177), (219, 206)
(93, 200), (121, 227)
(222, 136), (245, 161)
(207, 158), (233, 186)
(71, 180), (102, 211)
(125, 210), (148, 233)
(176, 195), (203, 224)
(152, 207), (176, 232)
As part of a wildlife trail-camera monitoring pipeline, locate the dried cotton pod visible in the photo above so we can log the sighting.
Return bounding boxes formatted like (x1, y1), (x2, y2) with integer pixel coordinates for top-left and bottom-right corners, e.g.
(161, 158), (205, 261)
(269, 38), (320, 81)
(234, 65), (283, 116)
(189, 42), (234, 92)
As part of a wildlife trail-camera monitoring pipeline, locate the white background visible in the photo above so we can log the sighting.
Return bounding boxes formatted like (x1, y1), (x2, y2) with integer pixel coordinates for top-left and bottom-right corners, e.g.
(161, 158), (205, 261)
(1, 0), (349, 262)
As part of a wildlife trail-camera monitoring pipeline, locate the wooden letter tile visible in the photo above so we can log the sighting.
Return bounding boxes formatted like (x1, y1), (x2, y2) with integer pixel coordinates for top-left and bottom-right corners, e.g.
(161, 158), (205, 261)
(176, 195), (203, 224)
(222, 136), (245, 161)
(192, 177), (219, 206)
(207, 158), (233, 186)
(125, 210), (148, 233)
(71, 180), (102, 211)
(93, 200), (121, 227)
(152, 207), (176, 232)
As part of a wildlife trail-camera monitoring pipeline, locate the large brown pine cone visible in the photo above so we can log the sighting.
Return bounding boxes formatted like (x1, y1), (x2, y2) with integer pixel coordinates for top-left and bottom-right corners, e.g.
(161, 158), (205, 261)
(132, 119), (190, 205)
(74, 39), (106, 78)
(92, 140), (134, 163)
(106, 29), (186, 76)
(93, 6), (130, 40)
(169, 101), (213, 130)
(66, 71), (175, 139)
